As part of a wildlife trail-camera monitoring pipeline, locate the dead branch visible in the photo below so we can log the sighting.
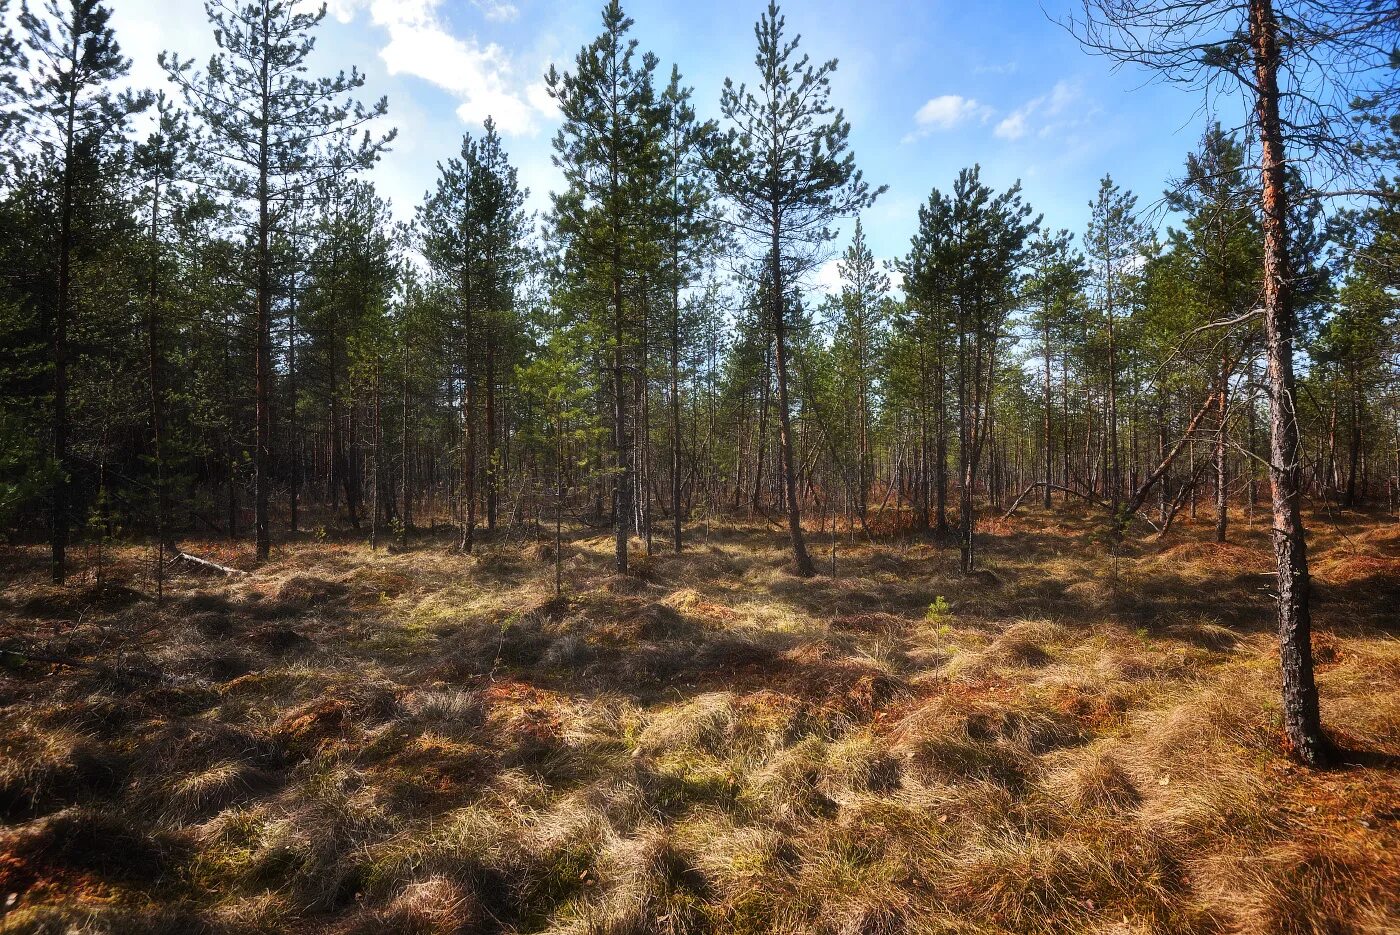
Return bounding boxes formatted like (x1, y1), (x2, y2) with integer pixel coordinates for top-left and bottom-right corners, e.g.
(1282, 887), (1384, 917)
(170, 551), (247, 577)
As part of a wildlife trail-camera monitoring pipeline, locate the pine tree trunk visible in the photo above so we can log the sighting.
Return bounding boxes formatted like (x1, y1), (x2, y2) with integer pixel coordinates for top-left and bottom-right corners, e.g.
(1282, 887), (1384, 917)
(1250, 0), (1326, 766)
(50, 72), (79, 584)
(486, 334), (498, 531)
(611, 245), (630, 573)
(670, 281), (683, 553)
(400, 327), (411, 549)
(1215, 356), (1229, 543)
(146, 174), (175, 598)
(1043, 310), (1054, 510)
(371, 360), (381, 551)
(770, 233), (814, 577)
(254, 37), (273, 563)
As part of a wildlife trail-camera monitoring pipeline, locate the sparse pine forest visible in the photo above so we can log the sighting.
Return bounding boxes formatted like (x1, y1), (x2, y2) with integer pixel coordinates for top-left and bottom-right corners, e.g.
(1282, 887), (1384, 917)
(0, 1), (1397, 933)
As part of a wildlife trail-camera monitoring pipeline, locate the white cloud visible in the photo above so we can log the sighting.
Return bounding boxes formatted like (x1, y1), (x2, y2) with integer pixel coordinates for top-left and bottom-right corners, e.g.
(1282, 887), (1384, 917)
(812, 258), (844, 296)
(333, 0), (550, 136)
(995, 110), (1028, 140)
(915, 94), (991, 130)
(995, 80), (1081, 141)
(525, 81), (558, 119)
(810, 257), (905, 297)
(902, 94), (993, 144)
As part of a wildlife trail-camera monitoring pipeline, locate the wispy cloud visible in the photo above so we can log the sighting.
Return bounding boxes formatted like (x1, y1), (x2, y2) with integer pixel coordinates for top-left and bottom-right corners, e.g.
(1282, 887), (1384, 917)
(328, 0), (550, 135)
(973, 60), (1019, 76)
(903, 94), (994, 142)
(995, 79), (1081, 141)
(472, 0), (520, 23)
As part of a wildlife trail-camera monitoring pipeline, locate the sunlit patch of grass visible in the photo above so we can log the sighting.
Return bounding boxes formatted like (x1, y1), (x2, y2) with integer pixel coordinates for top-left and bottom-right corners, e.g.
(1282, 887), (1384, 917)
(0, 512), (1395, 933)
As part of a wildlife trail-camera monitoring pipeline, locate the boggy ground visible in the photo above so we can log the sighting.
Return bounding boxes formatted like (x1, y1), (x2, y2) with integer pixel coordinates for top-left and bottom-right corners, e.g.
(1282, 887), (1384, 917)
(0, 505), (1397, 935)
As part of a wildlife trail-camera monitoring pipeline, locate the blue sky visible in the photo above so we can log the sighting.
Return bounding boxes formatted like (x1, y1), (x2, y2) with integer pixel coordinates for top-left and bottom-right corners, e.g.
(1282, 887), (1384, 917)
(107, 0), (1247, 291)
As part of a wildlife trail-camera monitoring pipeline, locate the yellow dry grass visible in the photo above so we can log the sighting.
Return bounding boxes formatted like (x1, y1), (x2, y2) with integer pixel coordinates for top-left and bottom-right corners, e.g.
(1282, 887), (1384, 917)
(0, 506), (1396, 934)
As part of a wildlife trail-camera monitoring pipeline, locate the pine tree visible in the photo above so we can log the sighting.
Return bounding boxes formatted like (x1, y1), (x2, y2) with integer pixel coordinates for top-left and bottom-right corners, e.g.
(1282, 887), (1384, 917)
(17, 0), (150, 583)
(1069, 0), (1399, 765)
(1085, 175), (1148, 516)
(1164, 125), (1261, 542)
(419, 119), (528, 551)
(132, 96), (198, 591)
(904, 167), (1036, 572)
(546, 0), (662, 573)
(656, 66), (720, 553)
(1025, 229), (1085, 509)
(0, 0), (22, 148)
(163, 0), (393, 562)
(834, 218), (889, 527)
(711, 1), (882, 576)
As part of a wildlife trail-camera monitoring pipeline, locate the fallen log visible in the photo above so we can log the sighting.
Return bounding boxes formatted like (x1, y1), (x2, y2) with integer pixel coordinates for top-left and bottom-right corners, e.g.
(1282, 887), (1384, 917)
(1000, 481), (1161, 533)
(170, 551), (247, 577)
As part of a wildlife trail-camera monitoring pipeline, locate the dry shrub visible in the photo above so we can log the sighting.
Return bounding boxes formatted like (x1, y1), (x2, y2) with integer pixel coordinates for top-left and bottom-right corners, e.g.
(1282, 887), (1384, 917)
(166, 760), (279, 819)
(567, 829), (710, 935)
(0, 902), (204, 935)
(831, 612), (908, 636)
(1043, 676), (1136, 730)
(271, 573), (349, 612)
(1045, 746), (1141, 814)
(249, 623), (314, 653)
(190, 610), (234, 639)
(247, 763), (397, 912)
(782, 831), (913, 935)
(889, 703), (1032, 788)
(0, 727), (127, 820)
(662, 587), (739, 624)
(1, 515), (1396, 934)
(401, 688), (482, 724)
(1313, 552), (1400, 588)
(1198, 842), (1399, 935)
(638, 693), (740, 756)
(689, 822), (794, 904)
(0, 807), (178, 885)
(1166, 618), (1240, 653)
(940, 619), (1067, 679)
(604, 572), (650, 596)
(742, 737), (838, 819)
(362, 799), (604, 928)
(938, 822), (1191, 933)
(208, 892), (295, 933)
(1317, 640), (1400, 754)
(1112, 685), (1277, 845)
(20, 582), (145, 620)
(124, 720), (285, 823)
(350, 567), (416, 607)
(368, 875), (483, 935)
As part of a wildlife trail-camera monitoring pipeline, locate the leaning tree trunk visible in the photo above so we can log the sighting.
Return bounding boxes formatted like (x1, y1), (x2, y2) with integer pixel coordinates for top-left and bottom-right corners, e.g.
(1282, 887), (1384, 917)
(1250, 0), (1326, 766)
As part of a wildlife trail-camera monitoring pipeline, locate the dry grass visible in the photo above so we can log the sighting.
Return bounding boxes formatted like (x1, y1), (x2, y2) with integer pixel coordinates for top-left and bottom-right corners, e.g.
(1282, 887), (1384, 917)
(0, 506), (1396, 934)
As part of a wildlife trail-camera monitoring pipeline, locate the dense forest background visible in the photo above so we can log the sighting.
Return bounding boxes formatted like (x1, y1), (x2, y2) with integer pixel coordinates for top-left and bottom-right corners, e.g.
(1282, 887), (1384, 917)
(0, 0), (1397, 764)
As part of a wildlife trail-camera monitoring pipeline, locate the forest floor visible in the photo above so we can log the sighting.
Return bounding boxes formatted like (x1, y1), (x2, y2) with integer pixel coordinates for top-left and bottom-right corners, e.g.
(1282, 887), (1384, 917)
(0, 505), (1397, 934)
